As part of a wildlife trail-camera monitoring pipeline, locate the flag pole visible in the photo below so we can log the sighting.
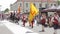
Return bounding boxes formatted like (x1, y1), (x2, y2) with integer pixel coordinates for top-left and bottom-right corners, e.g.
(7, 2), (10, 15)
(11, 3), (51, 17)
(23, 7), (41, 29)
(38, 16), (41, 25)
(22, 0), (24, 13)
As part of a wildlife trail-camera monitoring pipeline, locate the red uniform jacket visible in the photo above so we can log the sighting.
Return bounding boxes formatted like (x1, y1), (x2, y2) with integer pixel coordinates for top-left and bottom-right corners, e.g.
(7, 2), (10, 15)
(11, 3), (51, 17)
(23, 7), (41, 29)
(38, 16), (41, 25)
(22, 16), (26, 22)
(41, 18), (46, 24)
(53, 17), (58, 25)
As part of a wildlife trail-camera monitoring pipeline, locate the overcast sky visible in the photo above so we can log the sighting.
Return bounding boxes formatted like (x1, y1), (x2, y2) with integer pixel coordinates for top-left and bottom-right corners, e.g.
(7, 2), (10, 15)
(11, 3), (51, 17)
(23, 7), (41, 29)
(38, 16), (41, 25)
(0, 0), (16, 11)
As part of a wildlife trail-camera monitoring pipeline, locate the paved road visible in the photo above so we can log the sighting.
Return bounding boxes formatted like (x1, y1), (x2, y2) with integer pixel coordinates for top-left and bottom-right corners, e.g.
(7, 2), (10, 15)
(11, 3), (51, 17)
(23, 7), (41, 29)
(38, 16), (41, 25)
(18, 20), (60, 34)
(0, 22), (13, 34)
(0, 20), (60, 34)
(1, 20), (38, 34)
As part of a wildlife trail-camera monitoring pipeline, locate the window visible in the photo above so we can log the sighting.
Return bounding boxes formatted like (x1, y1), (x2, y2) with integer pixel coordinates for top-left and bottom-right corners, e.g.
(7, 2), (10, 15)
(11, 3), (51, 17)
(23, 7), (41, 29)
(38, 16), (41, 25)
(51, 4), (53, 6)
(54, 4), (56, 6)
(26, 10), (28, 12)
(39, 4), (42, 8)
(20, 3), (22, 7)
(45, 4), (47, 8)
(34, 3), (36, 6)
(26, 3), (28, 7)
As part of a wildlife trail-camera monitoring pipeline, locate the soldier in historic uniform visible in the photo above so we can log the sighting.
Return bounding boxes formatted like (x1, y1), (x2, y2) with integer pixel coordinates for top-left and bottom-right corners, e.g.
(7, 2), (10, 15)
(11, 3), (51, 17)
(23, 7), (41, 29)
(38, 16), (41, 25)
(40, 13), (46, 32)
(51, 13), (59, 34)
(31, 19), (34, 28)
(49, 15), (53, 27)
(22, 14), (27, 27)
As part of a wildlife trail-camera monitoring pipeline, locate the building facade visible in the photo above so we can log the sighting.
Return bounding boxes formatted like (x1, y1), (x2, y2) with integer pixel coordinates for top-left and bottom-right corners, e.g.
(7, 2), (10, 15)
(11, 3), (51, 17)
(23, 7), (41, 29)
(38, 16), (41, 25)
(10, 0), (58, 13)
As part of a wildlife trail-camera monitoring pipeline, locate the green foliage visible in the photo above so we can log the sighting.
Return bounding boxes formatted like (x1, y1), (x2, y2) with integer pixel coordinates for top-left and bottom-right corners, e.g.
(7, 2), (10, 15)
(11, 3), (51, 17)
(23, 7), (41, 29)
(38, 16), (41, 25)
(4, 8), (9, 13)
(58, 0), (60, 5)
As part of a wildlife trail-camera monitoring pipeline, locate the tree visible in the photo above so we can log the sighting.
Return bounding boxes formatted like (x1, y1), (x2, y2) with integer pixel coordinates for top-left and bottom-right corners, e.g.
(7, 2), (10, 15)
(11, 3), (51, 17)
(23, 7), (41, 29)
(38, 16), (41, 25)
(4, 8), (9, 13)
(58, 0), (60, 5)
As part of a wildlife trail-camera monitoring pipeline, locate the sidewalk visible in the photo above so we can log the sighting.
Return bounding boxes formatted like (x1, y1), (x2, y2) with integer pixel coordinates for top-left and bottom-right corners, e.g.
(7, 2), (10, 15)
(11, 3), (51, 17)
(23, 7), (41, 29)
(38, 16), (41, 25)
(2, 20), (38, 34)
(1, 20), (60, 34)
(0, 21), (13, 34)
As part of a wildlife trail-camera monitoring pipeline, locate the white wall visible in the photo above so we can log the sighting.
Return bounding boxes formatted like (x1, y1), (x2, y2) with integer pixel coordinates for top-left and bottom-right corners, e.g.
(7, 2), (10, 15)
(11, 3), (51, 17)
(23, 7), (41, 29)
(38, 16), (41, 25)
(48, 12), (56, 16)
(10, 0), (58, 13)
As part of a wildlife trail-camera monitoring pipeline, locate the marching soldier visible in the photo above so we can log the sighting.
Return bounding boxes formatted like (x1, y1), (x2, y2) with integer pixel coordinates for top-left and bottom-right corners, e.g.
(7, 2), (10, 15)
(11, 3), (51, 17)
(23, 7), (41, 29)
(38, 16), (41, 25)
(31, 19), (34, 28)
(40, 13), (46, 32)
(51, 13), (59, 34)
(22, 14), (27, 27)
(49, 15), (53, 27)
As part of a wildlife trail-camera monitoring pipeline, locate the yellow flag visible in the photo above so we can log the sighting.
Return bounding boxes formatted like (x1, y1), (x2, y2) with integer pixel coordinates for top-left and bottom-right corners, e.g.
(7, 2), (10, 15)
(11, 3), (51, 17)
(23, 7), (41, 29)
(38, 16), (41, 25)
(28, 3), (39, 21)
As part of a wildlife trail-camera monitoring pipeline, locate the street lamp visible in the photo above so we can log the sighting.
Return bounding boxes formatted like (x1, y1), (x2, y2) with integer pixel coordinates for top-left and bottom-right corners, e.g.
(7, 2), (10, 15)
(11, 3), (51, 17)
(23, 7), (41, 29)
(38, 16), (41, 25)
(22, 0), (24, 14)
